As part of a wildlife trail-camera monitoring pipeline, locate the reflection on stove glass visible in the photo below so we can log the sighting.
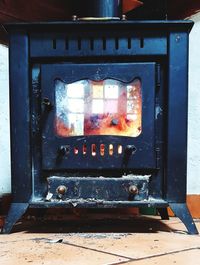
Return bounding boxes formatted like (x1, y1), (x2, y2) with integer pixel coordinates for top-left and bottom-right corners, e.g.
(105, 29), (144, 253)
(92, 99), (104, 114)
(104, 83), (119, 99)
(66, 82), (85, 98)
(92, 84), (103, 98)
(68, 99), (84, 113)
(68, 114), (84, 135)
(55, 78), (142, 137)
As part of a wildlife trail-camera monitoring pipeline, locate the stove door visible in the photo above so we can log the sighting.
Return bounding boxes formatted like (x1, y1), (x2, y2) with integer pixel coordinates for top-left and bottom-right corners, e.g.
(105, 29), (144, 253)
(41, 63), (156, 170)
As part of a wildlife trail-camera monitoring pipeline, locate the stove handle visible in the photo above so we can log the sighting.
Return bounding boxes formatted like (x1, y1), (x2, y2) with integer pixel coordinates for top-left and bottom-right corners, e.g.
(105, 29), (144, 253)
(40, 98), (53, 129)
(122, 145), (137, 167)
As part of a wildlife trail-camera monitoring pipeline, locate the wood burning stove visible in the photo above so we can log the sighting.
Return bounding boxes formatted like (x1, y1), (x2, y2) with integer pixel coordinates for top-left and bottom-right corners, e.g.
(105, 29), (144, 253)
(2, 13), (198, 234)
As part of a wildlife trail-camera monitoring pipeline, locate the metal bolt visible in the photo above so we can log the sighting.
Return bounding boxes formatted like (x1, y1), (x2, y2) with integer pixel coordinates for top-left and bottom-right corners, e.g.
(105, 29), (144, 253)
(129, 185), (138, 195)
(72, 15), (78, 21)
(57, 185), (67, 195)
(121, 14), (127, 21)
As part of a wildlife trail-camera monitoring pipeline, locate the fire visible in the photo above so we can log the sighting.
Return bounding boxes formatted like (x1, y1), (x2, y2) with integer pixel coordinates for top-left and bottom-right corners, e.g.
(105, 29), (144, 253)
(55, 118), (74, 137)
(84, 113), (141, 137)
(56, 112), (141, 137)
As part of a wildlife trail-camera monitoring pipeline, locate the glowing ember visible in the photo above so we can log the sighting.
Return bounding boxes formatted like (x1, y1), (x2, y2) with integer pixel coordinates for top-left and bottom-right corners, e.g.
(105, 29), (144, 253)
(55, 79), (142, 137)
(83, 113), (141, 136)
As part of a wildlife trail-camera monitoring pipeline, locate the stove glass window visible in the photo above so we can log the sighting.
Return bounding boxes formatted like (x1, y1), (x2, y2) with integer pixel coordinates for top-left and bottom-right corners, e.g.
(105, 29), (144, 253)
(55, 78), (142, 137)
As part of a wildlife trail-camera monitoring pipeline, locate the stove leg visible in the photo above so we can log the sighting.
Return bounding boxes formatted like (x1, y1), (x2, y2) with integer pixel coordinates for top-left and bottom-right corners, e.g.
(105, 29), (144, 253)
(157, 208), (169, 220)
(169, 203), (198, 235)
(1, 203), (29, 234)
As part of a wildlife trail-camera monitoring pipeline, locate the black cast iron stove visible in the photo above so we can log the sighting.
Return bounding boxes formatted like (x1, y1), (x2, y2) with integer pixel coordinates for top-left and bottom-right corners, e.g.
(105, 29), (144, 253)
(2, 0), (198, 234)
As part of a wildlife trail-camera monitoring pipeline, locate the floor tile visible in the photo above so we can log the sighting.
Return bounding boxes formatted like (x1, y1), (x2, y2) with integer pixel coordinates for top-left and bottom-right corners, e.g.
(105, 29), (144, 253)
(63, 231), (200, 259)
(0, 237), (129, 265)
(0, 217), (200, 265)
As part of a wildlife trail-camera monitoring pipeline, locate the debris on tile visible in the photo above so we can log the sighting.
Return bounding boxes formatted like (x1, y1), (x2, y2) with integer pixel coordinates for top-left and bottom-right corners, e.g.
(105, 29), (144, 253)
(48, 239), (63, 243)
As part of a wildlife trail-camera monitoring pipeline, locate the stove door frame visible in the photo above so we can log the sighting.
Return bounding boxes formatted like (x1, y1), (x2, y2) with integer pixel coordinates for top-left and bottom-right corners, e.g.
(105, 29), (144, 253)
(41, 62), (156, 170)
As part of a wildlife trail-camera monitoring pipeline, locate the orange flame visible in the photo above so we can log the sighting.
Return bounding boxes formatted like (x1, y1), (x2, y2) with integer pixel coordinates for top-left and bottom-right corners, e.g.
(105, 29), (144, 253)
(56, 112), (141, 138)
(84, 113), (141, 137)
(55, 118), (74, 137)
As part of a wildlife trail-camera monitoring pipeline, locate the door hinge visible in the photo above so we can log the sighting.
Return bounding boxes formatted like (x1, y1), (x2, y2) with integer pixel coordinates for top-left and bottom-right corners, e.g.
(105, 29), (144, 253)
(156, 63), (161, 89)
(156, 147), (161, 169)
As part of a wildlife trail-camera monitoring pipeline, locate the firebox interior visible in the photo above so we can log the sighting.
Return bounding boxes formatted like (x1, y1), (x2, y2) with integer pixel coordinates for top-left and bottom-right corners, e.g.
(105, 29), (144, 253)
(55, 78), (142, 137)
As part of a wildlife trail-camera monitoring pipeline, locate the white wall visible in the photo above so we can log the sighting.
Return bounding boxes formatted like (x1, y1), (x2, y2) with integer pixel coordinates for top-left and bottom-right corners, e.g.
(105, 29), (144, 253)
(0, 14), (200, 196)
(0, 44), (11, 195)
(187, 12), (200, 194)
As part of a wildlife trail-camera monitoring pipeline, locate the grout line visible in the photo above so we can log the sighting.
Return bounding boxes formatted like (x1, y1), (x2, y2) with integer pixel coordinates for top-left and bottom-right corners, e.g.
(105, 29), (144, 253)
(1, 237), (200, 264)
(108, 247), (200, 265)
(60, 241), (132, 261)
(56, 241), (200, 263)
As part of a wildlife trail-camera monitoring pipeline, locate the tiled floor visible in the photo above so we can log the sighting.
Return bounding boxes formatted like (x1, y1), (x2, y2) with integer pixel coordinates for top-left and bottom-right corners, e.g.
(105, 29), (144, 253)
(0, 216), (200, 265)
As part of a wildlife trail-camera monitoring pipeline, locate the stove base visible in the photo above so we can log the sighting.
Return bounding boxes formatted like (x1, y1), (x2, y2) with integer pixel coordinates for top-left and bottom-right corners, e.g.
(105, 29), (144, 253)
(169, 203), (199, 235)
(1, 202), (198, 234)
(1, 203), (29, 234)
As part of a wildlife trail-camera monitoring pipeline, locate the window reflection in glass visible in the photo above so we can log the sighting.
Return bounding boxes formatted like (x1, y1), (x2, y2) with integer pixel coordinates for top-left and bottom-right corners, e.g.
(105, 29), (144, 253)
(55, 78), (142, 137)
